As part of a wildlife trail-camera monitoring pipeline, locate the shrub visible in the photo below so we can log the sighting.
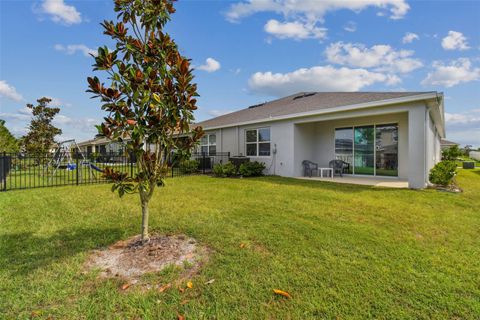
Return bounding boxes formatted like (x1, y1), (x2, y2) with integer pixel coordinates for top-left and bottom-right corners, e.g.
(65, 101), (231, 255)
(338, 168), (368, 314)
(442, 146), (462, 161)
(212, 163), (224, 177)
(239, 161), (266, 177)
(223, 162), (237, 176)
(213, 162), (237, 177)
(429, 161), (457, 186)
(180, 159), (199, 174)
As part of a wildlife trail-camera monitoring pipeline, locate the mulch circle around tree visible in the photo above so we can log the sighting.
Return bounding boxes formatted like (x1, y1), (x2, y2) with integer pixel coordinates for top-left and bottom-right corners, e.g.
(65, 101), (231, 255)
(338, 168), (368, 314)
(85, 234), (209, 290)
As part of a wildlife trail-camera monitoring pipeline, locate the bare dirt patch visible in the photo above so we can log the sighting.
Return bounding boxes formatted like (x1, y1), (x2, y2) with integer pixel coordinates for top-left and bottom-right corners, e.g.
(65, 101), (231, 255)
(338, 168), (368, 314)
(85, 234), (209, 289)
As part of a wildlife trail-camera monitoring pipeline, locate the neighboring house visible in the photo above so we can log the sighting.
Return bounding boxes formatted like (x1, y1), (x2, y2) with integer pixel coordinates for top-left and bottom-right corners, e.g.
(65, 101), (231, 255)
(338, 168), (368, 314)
(77, 136), (126, 155)
(440, 139), (459, 150)
(195, 92), (445, 189)
(470, 151), (480, 161)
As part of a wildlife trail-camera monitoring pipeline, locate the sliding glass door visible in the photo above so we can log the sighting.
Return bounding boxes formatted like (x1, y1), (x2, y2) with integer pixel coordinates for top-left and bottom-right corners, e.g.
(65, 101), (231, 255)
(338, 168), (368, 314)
(354, 126), (375, 175)
(375, 124), (398, 176)
(334, 127), (353, 174)
(335, 123), (398, 177)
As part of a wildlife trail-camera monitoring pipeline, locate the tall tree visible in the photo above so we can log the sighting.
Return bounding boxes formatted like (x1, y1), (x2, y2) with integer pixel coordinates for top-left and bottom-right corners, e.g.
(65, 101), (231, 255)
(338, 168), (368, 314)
(0, 119), (19, 153)
(87, 0), (203, 242)
(22, 97), (62, 155)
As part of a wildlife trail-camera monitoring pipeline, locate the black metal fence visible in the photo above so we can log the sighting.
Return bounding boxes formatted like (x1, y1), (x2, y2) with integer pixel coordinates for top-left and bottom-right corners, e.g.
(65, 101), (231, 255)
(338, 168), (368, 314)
(0, 152), (134, 191)
(0, 151), (231, 192)
(171, 152), (230, 177)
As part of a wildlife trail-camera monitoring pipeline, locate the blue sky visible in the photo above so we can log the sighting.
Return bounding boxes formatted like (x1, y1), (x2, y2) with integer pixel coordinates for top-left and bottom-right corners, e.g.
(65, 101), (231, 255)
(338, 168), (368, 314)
(0, 0), (479, 146)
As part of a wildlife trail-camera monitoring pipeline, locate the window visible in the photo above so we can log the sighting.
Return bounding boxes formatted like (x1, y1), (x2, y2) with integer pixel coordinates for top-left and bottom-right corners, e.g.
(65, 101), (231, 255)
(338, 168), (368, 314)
(245, 128), (270, 156)
(200, 134), (216, 155)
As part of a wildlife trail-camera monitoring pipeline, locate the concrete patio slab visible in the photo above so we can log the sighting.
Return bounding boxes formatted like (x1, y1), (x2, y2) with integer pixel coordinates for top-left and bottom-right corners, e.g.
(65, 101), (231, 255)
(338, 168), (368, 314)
(297, 175), (409, 188)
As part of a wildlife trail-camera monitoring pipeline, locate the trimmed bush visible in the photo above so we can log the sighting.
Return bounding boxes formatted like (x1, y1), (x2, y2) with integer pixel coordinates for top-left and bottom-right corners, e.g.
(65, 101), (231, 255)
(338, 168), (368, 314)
(180, 159), (199, 174)
(239, 161), (266, 177)
(429, 160), (457, 186)
(213, 162), (237, 177)
(442, 146), (462, 161)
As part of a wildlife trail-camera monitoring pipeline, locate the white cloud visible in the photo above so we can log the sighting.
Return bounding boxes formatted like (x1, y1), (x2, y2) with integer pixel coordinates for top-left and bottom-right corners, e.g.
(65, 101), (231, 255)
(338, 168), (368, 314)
(226, 0), (409, 23)
(444, 109), (480, 147)
(40, 0), (82, 25)
(17, 107), (32, 116)
(0, 107), (31, 124)
(264, 19), (326, 40)
(0, 106), (99, 141)
(248, 65), (400, 97)
(343, 21), (357, 33)
(230, 68), (242, 75)
(207, 109), (234, 117)
(42, 96), (72, 108)
(197, 58), (221, 73)
(0, 80), (24, 102)
(441, 31), (470, 51)
(402, 32), (419, 44)
(445, 112), (479, 124)
(54, 44), (96, 57)
(421, 58), (480, 87)
(325, 42), (423, 74)
(0, 111), (30, 122)
(53, 115), (98, 133)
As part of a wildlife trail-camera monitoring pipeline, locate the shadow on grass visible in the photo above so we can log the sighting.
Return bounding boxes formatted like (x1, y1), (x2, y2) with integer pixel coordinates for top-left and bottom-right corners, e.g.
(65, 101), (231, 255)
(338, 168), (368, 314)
(0, 227), (125, 276)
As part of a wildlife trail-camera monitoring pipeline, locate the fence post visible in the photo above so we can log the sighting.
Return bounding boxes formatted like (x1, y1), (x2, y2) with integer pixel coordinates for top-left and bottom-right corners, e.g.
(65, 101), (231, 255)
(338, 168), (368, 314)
(76, 153), (79, 186)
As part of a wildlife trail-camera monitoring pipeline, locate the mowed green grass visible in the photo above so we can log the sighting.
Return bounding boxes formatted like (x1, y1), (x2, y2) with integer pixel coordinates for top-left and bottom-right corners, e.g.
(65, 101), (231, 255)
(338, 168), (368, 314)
(1, 170), (479, 319)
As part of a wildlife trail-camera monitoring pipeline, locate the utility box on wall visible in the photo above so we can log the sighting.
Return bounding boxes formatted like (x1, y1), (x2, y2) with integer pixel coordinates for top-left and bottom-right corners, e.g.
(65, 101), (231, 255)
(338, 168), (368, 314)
(229, 156), (250, 170)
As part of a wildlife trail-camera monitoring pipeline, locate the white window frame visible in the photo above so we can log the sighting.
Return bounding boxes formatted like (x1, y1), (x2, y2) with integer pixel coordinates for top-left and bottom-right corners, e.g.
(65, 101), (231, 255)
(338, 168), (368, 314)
(245, 127), (271, 157)
(199, 133), (216, 155)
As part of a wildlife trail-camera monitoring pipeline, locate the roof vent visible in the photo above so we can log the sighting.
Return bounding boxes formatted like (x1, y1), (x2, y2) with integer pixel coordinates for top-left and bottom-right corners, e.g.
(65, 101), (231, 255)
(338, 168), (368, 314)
(248, 102), (265, 109)
(293, 92), (316, 100)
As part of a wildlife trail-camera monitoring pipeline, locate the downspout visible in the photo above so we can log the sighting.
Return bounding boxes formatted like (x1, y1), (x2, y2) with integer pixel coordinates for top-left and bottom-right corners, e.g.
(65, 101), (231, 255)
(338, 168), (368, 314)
(220, 128), (223, 153)
(424, 104), (433, 187)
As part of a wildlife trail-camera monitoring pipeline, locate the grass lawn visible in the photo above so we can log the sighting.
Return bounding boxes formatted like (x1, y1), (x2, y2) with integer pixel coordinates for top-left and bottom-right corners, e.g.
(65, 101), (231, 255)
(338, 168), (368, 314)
(1, 169), (479, 319)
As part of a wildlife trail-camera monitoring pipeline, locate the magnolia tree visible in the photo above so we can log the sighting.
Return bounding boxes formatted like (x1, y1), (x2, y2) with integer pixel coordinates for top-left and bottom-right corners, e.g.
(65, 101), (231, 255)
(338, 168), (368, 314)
(87, 0), (203, 241)
(23, 97), (62, 156)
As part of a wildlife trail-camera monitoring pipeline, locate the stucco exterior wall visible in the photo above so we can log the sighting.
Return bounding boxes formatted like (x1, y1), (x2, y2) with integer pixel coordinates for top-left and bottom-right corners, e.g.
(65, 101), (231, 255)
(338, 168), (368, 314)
(407, 104), (427, 188)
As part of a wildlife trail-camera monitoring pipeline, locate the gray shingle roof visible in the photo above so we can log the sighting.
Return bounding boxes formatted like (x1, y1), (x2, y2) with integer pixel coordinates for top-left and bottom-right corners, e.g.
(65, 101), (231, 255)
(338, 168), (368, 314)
(440, 139), (459, 146)
(196, 91), (436, 129)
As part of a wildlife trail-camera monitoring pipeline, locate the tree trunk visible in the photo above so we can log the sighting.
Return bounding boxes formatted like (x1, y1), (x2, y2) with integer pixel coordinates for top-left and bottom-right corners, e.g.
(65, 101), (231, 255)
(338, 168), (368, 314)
(140, 195), (149, 241)
(139, 182), (156, 242)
